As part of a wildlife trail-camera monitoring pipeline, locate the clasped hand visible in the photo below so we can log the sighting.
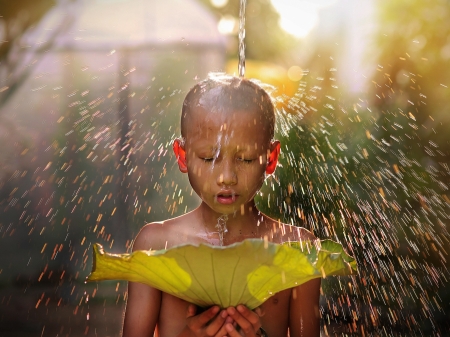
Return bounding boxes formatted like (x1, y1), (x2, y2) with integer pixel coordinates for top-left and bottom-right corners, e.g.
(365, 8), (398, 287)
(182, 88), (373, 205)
(183, 304), (263, 337)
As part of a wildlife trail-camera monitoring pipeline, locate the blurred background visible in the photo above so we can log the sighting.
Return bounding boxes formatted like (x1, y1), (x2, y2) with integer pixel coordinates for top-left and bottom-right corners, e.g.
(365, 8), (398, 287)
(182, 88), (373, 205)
(0, 0), (448, 336)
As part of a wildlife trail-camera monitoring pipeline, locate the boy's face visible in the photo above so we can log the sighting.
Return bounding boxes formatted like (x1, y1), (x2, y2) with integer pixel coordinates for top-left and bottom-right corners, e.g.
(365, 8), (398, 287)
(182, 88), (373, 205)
(175, 104), (279, 215)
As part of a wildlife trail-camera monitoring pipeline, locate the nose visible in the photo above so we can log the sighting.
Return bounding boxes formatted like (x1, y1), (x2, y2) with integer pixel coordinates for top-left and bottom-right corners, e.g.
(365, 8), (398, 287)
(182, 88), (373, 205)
(216, 159), (237, 186)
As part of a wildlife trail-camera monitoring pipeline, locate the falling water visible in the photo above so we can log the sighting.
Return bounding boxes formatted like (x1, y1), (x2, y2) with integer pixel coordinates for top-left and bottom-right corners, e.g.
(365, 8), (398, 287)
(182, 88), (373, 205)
(238, 0), (246, 78)
(254, 67), (450, 335)
(1, 0), (449, 335)
(215, 214), (228, 246)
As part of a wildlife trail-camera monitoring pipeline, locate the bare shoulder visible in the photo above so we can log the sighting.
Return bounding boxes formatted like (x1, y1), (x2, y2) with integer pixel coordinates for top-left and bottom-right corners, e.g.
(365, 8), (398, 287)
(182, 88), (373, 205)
(133, 210), (201, 251)
(260, 212), (316, 243)
(132, 221), (167, 251)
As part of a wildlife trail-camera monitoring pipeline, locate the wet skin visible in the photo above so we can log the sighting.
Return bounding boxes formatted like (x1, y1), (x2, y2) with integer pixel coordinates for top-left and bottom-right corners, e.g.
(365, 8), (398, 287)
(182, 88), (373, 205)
(122, 97), (320, 337)
(182, 105), (276, 219)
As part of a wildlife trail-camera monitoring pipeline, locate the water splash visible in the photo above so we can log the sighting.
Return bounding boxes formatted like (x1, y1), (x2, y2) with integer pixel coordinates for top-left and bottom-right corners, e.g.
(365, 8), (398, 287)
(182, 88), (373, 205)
(238, 0), (246, 78)
(215, 214), (229, 246)
(2, 1), (450, 335)
(254, 68), (450, 335)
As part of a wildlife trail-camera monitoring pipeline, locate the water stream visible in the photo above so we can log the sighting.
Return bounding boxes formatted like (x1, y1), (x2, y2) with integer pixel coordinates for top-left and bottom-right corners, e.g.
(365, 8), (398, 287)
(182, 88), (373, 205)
(238, 0), (247, 78)
(215, 214), (229, 246)
(0, 0), (448, 336)
(235, 1), (449, 335)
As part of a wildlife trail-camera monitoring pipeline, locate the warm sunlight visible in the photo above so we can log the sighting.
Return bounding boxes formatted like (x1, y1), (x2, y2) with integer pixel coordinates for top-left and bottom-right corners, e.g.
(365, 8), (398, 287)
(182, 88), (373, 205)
(270, 0), (338, 38)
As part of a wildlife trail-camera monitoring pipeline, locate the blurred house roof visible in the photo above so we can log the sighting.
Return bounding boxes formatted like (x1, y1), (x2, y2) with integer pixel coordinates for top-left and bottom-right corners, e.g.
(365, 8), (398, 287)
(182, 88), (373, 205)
(25, 0), (226, 51)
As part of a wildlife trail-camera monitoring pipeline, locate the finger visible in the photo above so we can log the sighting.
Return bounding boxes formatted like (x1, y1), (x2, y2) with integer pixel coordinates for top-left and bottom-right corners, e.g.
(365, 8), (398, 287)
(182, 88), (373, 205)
(226, 306), (259, 336)
(253, 306), (265, 317)
(225, 322), (244, 337)
(205, 310), (228, 336)
(236, 305), (260, 326)
(213, 317), (232, 337)
(195, 306), (220, 326)
(225, 316), (234, 325)
(186, 304), (197, 318)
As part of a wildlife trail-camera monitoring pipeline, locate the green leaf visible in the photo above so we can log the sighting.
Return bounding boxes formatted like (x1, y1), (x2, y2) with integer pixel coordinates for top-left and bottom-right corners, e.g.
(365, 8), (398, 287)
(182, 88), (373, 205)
(88, 238), (357, 309)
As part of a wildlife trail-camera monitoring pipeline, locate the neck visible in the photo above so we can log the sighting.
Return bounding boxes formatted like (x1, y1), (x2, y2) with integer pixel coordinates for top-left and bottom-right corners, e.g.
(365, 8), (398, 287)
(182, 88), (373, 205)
(197, 200), (263, 238)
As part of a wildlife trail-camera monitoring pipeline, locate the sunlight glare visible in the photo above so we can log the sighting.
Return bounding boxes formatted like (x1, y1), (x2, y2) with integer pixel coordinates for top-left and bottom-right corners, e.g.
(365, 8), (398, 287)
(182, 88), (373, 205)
(271, 0), (338, 38)
(218, 15), (238, 35)
(211, 0), (228, 8)
(287, 65), (303, 81)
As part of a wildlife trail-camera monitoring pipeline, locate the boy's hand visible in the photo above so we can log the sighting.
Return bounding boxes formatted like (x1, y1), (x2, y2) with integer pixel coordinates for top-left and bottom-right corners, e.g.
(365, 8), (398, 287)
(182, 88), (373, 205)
(224, 305), (263, 337)
(183, 304), (231, 337)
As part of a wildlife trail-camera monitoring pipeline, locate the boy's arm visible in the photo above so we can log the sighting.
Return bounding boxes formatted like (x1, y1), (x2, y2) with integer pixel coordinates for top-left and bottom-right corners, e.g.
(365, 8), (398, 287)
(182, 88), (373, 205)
(288, 278), (321, 337)
(287, 226), (321, 336)
(123, 280), (161, 336)
(122, 224), (163, 337)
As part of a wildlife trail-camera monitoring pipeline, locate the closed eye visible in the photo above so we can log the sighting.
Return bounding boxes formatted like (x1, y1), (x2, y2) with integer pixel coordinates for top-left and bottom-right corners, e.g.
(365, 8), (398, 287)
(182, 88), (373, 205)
(201, 157), (214, 163)
(237, 158), (254, 164)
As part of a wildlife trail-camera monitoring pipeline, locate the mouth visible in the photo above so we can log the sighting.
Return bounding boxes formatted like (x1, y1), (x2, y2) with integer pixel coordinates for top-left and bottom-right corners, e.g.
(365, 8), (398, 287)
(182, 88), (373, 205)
(215, 191), (238, 205)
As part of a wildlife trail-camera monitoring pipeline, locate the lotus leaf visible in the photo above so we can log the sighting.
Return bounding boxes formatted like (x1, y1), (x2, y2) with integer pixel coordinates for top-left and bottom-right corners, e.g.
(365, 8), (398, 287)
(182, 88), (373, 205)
(87, 239), (357, 309)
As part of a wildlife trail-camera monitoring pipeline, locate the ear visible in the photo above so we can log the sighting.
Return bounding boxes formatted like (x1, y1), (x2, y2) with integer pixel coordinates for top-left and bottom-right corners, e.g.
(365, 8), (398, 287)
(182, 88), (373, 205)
(173, 138), (188, 173)
(266, 140), (280, 175)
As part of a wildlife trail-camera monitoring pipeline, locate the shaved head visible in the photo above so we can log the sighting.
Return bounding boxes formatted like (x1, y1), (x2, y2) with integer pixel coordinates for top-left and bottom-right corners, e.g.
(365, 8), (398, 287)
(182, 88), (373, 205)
(181, 75), (275, 140)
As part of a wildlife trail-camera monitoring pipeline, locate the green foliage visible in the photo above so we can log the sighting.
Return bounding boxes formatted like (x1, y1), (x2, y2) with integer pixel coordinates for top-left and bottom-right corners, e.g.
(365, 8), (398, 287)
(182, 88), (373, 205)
(372, 0), (450, 154)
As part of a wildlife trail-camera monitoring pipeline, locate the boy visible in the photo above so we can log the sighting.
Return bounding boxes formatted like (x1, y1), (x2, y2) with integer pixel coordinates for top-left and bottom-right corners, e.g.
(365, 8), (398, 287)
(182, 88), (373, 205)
(123, 75), (320, 337)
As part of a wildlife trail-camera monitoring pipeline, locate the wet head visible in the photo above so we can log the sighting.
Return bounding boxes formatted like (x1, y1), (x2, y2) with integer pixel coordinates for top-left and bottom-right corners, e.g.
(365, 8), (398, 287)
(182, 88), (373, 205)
(174, 74), (280, 215)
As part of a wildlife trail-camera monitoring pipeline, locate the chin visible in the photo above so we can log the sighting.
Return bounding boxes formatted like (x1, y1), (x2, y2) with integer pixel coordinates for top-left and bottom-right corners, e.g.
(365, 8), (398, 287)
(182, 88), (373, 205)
(215, 206), (239, 215)
(208, 203), (238, 215)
